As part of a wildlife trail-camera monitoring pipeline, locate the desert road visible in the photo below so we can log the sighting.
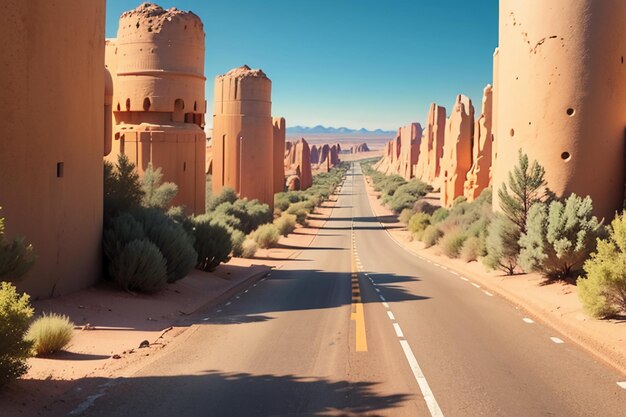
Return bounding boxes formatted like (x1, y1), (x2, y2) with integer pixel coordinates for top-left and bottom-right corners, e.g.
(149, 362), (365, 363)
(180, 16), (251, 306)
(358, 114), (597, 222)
(79, 163), (625, 417)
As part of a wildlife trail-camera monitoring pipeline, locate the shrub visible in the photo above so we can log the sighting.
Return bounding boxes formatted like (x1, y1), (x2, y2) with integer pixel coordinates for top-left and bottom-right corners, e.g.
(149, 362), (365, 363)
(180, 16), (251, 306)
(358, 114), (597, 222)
(192, 220), (232, 272)
(431, 208), (449, 224)
(440, 230), (468, 258)
(422, 225), (443, 248)
(461, 236), (482, 263)
(26, 313), (74, 356)
(108, 239), (168, 293)
(484, 214), (520, 275)
(399, 208), (415, 224)
(275, 213), (297, 237)
(286, 201), (312, 225)
(213, 199), (272, 235)
(0, 209), (36, 282)
(206, 187), (238, 211)
(130, 207), (197, 283)
(230, 229), (246, 257)
(241, 239), (258, 258)
(408, 213), (431, 236)
(103, 213), (145, 263)
(252, 224), (281, 249)
(141, 163), (178, 210)
(0, 282), (33, 386)
(413, 199), (437, 215)
(578, 213), (626, 318)
(386, 180), (432, 212)
(104, 154), (143, 217)
(519, 195), (601, 279)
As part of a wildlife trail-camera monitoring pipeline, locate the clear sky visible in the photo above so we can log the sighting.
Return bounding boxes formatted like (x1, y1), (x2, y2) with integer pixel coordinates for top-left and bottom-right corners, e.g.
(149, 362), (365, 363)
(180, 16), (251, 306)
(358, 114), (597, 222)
(106, 0), (498, 131)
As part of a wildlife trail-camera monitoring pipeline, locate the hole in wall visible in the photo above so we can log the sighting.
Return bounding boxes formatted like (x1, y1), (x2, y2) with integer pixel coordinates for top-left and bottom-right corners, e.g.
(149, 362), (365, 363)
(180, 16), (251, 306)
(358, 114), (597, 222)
(510, 128), (515, 137)
(566, 108), (575, 116)
(622, 56), (624, 64)
(561, 151), (571, 161)
(57, 162), (64, 178)
(183, 162), (187, 172)
(194, 101), (197, 111)
(116, 103), (121, 111)
(126, 99), (131, 111)
(174, 99), (185, 111)
(143, 98), (151, 111)
(136, 21), (140, 29)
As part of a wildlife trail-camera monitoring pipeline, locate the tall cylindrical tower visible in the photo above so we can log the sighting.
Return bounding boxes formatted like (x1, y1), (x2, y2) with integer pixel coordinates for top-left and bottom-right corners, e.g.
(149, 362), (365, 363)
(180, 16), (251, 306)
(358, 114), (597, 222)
(493, 0), (626, 219)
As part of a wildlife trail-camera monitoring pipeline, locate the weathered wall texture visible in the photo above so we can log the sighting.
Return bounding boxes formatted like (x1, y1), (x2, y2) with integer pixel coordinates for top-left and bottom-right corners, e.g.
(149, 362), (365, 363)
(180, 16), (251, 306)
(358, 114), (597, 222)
(106, 3), (206, 214)
(0, 0), (106, 298)
(212, 65), (275, 209)
(493, 0), (626, 219)
(441, 95), (474, 207)
(273, 117), (286, 194)
(464, 85), (493, 202)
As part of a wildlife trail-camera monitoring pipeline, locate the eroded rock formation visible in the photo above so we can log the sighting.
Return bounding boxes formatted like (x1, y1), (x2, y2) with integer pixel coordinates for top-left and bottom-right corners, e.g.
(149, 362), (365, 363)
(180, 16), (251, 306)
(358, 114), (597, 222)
(464, 85), (493, 202)
(284, 139), (313, 190)
(273, 117), (286, 194)
(414, 104), (446, 187)
(350, 143), (371, 154)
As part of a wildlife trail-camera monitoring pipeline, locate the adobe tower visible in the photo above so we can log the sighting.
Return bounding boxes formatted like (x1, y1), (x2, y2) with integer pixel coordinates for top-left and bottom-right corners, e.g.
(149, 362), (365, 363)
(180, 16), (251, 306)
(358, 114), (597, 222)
(493, 0), (626, 219)
(212, 66), (275, 209)
(106, 3), (207, 214)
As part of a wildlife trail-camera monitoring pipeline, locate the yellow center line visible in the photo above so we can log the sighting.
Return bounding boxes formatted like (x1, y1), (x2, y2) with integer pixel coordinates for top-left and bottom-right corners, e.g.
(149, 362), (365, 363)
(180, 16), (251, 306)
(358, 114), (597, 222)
(350, 236), (368, 352)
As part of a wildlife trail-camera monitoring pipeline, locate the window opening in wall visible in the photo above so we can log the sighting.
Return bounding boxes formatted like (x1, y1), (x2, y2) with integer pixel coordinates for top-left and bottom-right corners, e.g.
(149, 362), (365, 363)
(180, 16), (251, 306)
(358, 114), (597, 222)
(57, 162), (64, 178)
(143, 97), (151, 111)
(561, 151), (571, 161)
(566, 108), (575, 116)
(126, 99), (131, 111)
(183, 162), (187, 172)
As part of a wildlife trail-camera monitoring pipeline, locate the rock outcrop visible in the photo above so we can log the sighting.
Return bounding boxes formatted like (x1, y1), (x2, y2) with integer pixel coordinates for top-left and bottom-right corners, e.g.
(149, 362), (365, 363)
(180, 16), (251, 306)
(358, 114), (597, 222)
(414, 104), (446, 187)
(464, 85), (493, 202)
(350, 143), (370, 154)
(310, 145), (319, 164)
(273, 117), (286, 194)
(284, 139), (313, 190)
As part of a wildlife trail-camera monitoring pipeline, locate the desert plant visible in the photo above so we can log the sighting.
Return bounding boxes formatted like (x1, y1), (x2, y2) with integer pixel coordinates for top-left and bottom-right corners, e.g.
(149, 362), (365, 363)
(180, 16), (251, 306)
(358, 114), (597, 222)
(399, 208), (414, 224)
(141, 163), (178, 210)
(252, 224), (281, 249)
(519, 194), (601, 279)
(275, 213), (297, 237)
(0, 282), (33, 386)
(577, 213), (626, 318)
(0, 209), (36, 282)
(386, 179), (432, 212)
(413, 199), (437, 215)
(230, 229), (246, 257)
(192, 220), (232, 271)
(241, 239), (259, 258)
(26, 313), (74, 356)
(108, 239), (168, 293)
(286, 201), (312, 225)
(103, 213), (145, 263)
(440, 230), (468, 258)
(213, 199), (272, 235)
(422, 225), (443, 248)
(498, 150), (547, 235)
(461, 236), (482, 263)
(206, 187), (238, 211)
(104, 154), (143, 217)
(408, 212), (431, 236)
(430, 208), (450, 224)
(484, 214), (520, 275)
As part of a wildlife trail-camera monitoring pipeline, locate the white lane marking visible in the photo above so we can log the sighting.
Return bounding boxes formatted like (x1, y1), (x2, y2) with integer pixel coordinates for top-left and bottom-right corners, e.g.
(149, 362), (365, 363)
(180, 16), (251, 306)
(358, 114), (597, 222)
(216, 309), (222, 313)
(225, 302), (232, 306)
(393, 323), (405, 338)
(387, 311), (396, 320)
(382, 302), (390, 308)
(471, 283), (481, 289)
(441, 266), (448, 271)
(235, 296), (240, 299)
(244, 290), (249, 293)
(202, 317), (210, 321)
(450, 271), (459, 276)
(483, 290), (494, 297)
(399, 340), (445, 417)
(375, 288), (380, 293)
(617, 382), (626, 389)
(523, 318), (534, 324)
(427, 260), (433, 264)
(433, 263), (440, 267)
(550, 337), (564, 344)
(460, 276), (469, 282)
(380, 295), (386, 302)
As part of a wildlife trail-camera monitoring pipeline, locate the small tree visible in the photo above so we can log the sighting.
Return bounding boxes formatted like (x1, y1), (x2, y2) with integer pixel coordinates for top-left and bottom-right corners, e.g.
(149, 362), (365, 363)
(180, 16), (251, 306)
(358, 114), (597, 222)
(0, 282), (34, 386)
(519, 194), (601, 279)
(141, 163), (178, 210)
(484, 213), (520, 275)
(498, 150), (547, 235)
(0, 209), (36, 282)
(577, 213), (626, 318)
(104, 155), (143, 217)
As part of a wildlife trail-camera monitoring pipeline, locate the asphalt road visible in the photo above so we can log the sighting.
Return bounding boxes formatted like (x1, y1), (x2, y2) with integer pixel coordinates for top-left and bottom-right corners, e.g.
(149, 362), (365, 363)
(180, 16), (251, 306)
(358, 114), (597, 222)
(78, 163), (625, 417)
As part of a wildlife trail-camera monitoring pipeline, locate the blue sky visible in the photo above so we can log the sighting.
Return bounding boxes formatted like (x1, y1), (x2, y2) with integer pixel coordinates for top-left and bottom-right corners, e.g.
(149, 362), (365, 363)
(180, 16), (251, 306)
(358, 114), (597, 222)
(106, 1), (498, 131)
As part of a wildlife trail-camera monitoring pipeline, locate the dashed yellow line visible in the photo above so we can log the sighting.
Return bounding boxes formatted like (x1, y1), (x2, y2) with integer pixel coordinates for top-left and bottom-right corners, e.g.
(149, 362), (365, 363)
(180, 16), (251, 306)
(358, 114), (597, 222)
(350, 236), (368, 352)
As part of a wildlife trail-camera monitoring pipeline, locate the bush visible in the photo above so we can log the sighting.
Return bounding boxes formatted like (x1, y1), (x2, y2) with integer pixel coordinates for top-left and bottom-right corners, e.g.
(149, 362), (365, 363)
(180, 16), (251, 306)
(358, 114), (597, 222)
(0, 209), (36, 282)
(422, 225), (443, 248)
(192, 220), (232, 271)
(399, 208), (414, 224)
(26, 313), (74, 356)
(241, 239), (258, 258)
(431, 208), (449, 224)
(286, 201), (312, 225)
(461, 236), (482, 263)
(104, 154), (143, 217)
(386, 179), (432, 213)
(141, 163), (178, 210)
(519, 194), (601, 279)
(484, 214), (520, 275)
(230, 229), (246, 257)
(213, 199), (272, 235)
(130, 207), (197, 283)
(275, 213), (297, 237)
(252, 224), (281, 249)
(578, 213), (626, 318)
(108, 239), (168, 293)
(440, 230), (468, 258)
(408, 213), (431, 236)
(413, 199), (437, 215)
(207, 187), (238, 211)
(103, 213), (145, 262)
(0, 282), (33, 386)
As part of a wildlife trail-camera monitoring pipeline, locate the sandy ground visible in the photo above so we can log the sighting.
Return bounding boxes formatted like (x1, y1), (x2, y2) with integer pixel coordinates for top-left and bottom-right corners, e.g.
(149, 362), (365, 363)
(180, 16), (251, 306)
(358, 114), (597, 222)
(363, 175), (626, 375)
(0, 193), (340, 415)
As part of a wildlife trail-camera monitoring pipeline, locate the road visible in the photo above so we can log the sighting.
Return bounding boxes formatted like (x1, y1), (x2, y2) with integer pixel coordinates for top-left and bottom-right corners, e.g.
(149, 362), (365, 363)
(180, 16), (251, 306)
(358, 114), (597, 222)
(78, 163), (625, 416)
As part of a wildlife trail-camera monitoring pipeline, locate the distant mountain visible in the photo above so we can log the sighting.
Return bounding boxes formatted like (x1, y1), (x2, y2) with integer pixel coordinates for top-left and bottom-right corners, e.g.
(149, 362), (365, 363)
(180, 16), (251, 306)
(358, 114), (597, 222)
(286, 125), (395, 136)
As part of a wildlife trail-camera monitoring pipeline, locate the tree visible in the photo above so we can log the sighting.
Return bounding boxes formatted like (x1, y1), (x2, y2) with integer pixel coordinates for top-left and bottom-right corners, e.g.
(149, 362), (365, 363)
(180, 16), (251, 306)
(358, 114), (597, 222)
(483, 213), (520, 275)
(141, 163), (178, 210)
(577, 213), (626, 318)
(498, 150), (547, 235)
(104, 155), (143, 217)
(519, 194), (601, 279)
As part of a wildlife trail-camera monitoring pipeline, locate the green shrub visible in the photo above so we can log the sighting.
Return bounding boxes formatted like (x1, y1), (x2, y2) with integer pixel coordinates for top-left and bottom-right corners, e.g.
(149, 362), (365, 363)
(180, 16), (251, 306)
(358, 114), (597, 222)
(230, 229), (246, 257)
(192, 220), (232, 272)
(286, 201), (312, 225)
(241, 239), (258, 258)
(461, 236), (482, 263)
(386, 180), (432, 212)
(252, 224), (280, 249)
(578, 213), (626, 318)
(103, 213), (145, 263)
(104, 154), (143, 217)
(484, 214), (520, 275)
(130, 207), (197, 283)
(206, 187), (238, 211)
(519, 195), (601, 279)
(408, 213), (431, 236)
(431, 208), (449, 224)
(141, 163), (178, 210)
(213, 199), (272, 235)
(108, 239), (168, 293)
(440, 230), (468, 258)
(275, 213), (297, 237)
(422, 225), (443, 248)
(0, 282), (33, 386)
(26, 313), (74, 356)
(399, 208), (414, 224)
(0, 209), (36, 282)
